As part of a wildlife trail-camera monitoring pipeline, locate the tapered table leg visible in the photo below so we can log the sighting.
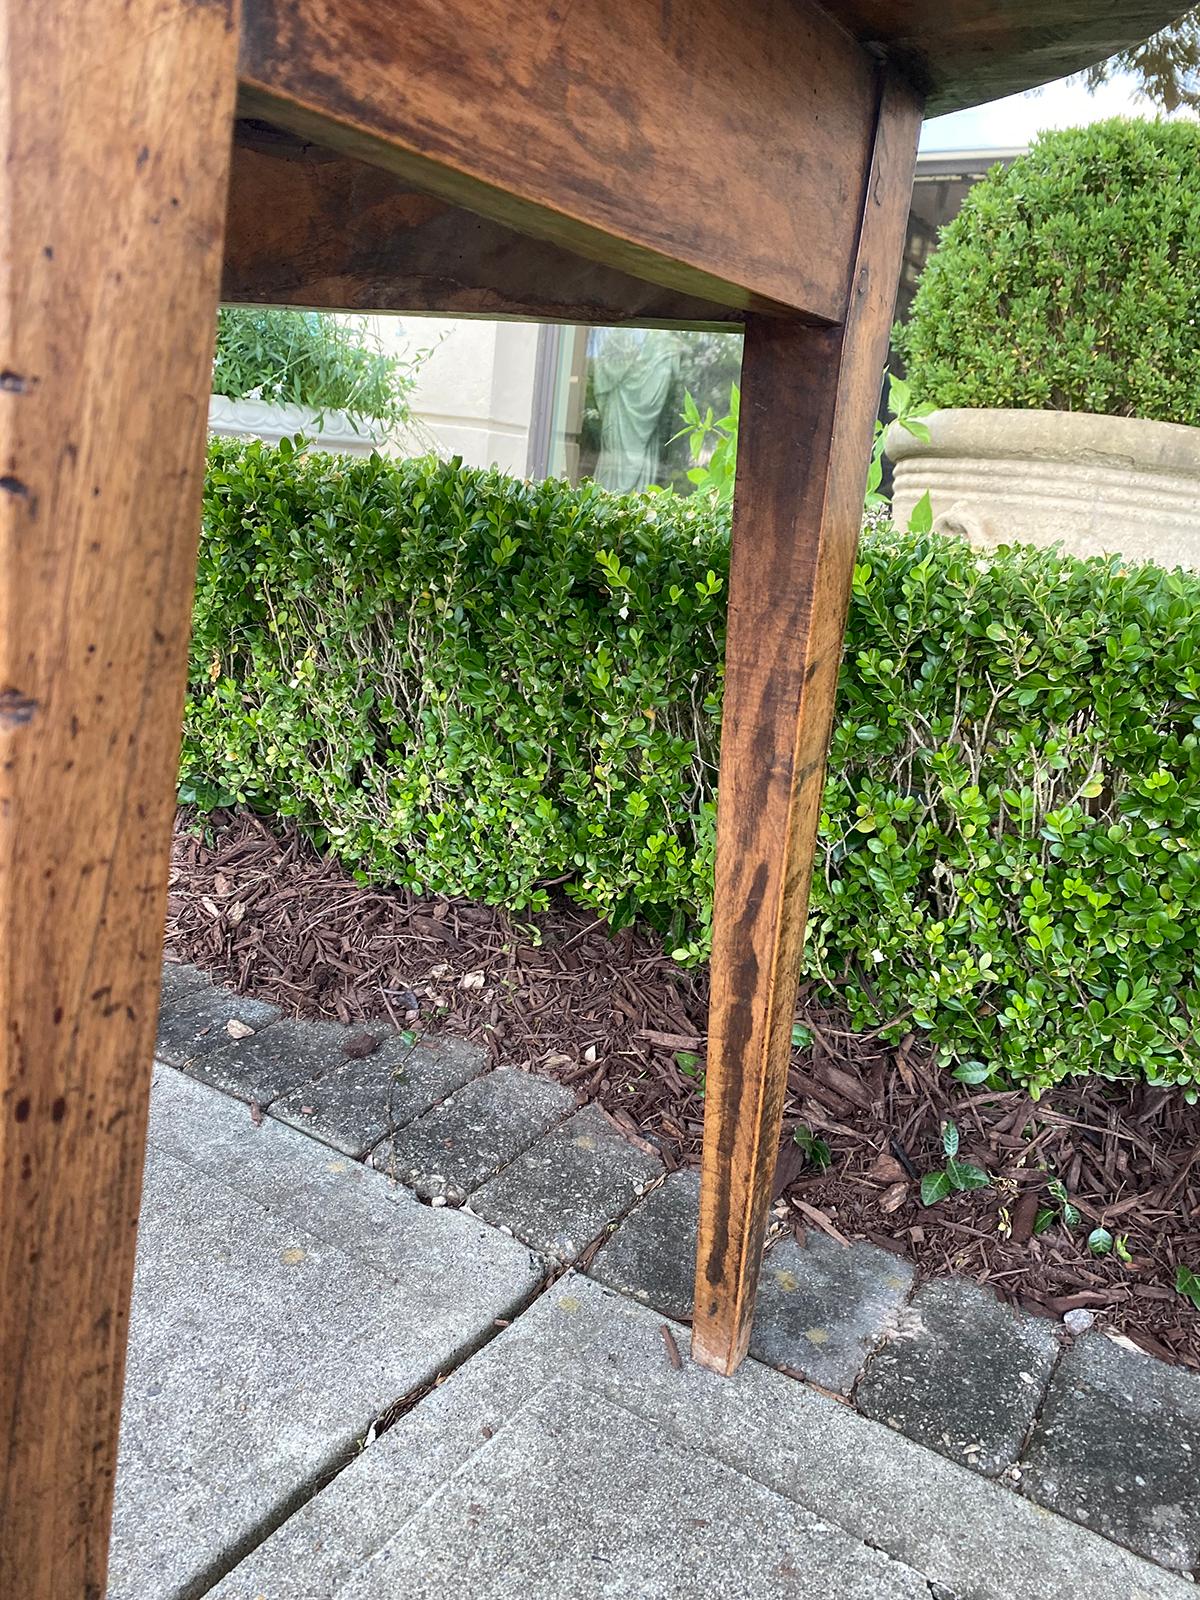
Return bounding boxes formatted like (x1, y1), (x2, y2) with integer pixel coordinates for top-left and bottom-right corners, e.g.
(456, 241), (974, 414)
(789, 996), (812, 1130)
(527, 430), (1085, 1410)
(692, 75), (922, 1376)
(0, 4), (239, 1593)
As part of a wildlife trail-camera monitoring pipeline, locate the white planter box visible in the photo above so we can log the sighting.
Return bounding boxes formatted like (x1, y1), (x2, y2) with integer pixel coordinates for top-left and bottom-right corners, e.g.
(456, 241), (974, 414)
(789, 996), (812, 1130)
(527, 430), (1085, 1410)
(207, 394), (389, 457)
(886, 407), (1200, 569)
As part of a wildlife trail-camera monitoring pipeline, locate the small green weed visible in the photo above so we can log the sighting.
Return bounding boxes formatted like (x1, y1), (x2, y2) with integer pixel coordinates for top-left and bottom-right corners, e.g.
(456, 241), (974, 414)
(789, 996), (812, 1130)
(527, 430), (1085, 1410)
(793, 1126), (832, 1171)
(1087, 1227), (1132, 1261)
(675, 1051), (705, 1096)
(1034, 1175), (1082, 1235)
(920, 1119), (989, 1206)
(1175, 1264), (1200, 1309)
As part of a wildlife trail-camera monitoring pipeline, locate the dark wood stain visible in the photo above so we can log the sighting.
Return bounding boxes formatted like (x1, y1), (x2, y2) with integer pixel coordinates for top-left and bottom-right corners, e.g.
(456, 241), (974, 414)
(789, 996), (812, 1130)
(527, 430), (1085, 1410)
(692, 71), (923, 1376)
(0, 689), (38, 728)
(223, 124), (745, 329)
(832, 0), (1186, 114)
(703, 860), (766, 1288)
(236, 0), (876, 319)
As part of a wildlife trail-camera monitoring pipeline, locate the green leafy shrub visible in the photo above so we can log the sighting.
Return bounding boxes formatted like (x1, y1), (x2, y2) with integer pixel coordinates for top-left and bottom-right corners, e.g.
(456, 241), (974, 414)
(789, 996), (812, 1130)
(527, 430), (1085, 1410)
(187, 440), (725, 944)
(673, 384), (739, 501)
(895, 119), (1200, 426)
(820, 531), (1200, 1095)
(213, 309), (415, 429)
(186, 441), (1200, 1096)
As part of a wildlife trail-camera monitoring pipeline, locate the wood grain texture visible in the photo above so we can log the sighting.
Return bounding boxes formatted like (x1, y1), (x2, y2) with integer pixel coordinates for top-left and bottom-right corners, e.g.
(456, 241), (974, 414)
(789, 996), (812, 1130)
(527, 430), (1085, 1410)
(0, 3), (239, 1593)
(828, 0), (1189, 114)
(225, 123), (743, 329)
(692, 71), (922, 1377)
(236, 0), (876, 320)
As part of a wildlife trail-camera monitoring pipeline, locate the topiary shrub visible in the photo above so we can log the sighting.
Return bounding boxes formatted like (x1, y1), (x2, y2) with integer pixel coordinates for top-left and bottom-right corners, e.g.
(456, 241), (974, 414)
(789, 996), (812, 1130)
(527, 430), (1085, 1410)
(186, 441), (1200, 1096)
(894, 119), (1200, 426)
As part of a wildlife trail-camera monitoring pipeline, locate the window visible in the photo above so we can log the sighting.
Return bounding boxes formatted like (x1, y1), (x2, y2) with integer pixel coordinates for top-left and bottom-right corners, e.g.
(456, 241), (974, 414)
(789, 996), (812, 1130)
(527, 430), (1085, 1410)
(529, 325), (741, 493)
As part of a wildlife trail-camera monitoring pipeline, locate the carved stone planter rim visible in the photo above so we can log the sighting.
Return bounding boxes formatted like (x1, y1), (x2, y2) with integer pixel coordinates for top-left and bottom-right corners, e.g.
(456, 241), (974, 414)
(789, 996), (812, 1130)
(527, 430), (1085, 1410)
(885, 406), (1200, 474)
(207, 393), (388, 454)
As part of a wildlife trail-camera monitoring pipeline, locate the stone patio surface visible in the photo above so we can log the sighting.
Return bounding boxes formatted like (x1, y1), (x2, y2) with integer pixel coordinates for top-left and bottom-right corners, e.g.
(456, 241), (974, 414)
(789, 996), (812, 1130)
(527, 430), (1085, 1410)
(108, 1068), (543, 1600)
(109, 968), (1200, 1598)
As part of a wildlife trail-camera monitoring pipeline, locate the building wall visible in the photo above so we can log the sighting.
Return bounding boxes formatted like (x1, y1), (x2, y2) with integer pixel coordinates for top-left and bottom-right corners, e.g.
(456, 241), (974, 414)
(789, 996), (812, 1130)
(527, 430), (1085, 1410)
(370, 315), (541, 476)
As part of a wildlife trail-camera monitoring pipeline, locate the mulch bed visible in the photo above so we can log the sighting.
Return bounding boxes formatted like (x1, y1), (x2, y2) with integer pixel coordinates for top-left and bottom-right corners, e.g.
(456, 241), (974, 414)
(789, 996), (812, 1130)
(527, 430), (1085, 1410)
(167, 806), (1200, 1370)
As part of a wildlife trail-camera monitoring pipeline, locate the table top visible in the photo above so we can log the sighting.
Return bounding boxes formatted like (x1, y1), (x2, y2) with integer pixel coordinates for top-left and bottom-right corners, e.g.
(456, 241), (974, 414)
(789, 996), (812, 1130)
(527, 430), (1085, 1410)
(827, 2), (1188, 114)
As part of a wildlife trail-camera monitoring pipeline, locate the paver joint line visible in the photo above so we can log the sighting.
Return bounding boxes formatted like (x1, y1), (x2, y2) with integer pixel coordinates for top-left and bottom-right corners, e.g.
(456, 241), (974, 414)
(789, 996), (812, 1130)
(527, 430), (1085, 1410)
(855, 1277), (1062, 1480)
(328, 1379), (934, 1599)
(844, 1233), (922, 1404)
(108, 1063), (549, 1600)
(206, 1276), (1195, 1600)
(466, 1101), (664, 1262)
(1013, 1329), (1065, 1464)
(134, 966), (1200, 1598)
(368, 1062), (579, 1200)
(1019, 1329), (1200, 1573)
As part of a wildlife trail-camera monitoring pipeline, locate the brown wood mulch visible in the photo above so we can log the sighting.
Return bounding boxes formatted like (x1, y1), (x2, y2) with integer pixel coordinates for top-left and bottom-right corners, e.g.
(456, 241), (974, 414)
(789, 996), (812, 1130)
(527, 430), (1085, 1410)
(166, 806), (1200, 1370)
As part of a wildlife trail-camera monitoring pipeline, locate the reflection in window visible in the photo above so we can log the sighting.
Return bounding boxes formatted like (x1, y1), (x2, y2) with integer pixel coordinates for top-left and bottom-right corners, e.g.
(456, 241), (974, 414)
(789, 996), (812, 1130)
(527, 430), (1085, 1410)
(591, 329), (680, 492)
(532, 325), (741, 493)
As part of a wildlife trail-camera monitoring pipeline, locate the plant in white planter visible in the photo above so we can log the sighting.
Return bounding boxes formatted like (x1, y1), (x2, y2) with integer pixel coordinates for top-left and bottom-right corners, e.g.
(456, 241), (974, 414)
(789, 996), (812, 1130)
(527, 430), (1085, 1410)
(887, 119), (1200, 566)
(209, 308), (420, 456)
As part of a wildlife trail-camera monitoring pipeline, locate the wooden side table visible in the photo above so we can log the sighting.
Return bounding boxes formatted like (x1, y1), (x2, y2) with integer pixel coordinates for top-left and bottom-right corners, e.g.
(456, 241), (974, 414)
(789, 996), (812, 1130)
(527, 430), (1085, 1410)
(2, 3), (1182, 1593)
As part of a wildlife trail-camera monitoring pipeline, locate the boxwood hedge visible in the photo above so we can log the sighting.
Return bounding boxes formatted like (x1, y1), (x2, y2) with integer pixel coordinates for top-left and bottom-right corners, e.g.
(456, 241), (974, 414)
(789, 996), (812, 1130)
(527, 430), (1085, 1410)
(185, 440), (1200, 1096)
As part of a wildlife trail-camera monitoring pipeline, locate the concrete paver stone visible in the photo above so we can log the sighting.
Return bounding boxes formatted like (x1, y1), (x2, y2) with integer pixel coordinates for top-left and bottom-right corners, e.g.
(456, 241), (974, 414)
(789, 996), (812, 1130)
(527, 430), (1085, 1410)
(372, 1064), (576, 1199)
(1022, 1330), (1200, 1570)
(857, 1276), (1061, 1477)
(469, 1103), (662, 1258)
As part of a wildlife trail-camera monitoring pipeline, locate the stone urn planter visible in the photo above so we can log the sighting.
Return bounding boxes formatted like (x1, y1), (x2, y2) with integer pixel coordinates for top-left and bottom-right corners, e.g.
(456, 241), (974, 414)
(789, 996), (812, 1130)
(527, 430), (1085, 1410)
(207, 393), (389, 457)
(887, 408), (1200, 569)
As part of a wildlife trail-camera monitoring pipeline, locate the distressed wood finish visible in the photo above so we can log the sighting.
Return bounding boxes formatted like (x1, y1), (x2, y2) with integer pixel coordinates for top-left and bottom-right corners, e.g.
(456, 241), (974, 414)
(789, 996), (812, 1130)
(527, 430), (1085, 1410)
(6, 0), (1157, 1588)
(224, 125), (743, 329)
(0, 3), (240, 1594)
(692, 73), (922, 1376)
(236, 0), (876, 320)
(829, 1), (1189, 113)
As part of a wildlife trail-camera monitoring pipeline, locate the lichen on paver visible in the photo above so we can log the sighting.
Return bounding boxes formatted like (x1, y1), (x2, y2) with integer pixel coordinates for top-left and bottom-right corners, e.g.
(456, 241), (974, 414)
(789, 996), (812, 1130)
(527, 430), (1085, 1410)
(469, 1103), (662, 1258)
(154, 980), (280, 1067)
(749, 1231), (914, 1393)
(270, 1033), (486, 1156)
(185, 1014), (351, 1103)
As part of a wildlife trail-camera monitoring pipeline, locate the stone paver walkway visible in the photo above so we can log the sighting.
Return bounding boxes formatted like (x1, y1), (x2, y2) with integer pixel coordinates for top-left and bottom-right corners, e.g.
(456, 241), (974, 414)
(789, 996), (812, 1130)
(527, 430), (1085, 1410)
(109, 1068), (543, 1600)
(109, 965), (1200, 1597)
